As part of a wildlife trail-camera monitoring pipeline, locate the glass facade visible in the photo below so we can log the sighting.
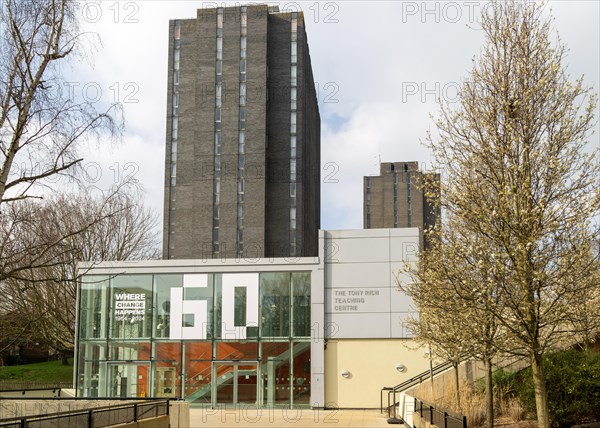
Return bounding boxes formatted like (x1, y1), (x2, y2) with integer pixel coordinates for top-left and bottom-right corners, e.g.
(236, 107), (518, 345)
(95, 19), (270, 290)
(76, 272), (311, 407)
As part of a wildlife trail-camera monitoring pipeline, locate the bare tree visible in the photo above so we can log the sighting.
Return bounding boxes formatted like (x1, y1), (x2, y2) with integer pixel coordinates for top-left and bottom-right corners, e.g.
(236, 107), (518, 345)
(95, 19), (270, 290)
(0, 0), (123, 291)
(419, 1), (599, 427)
(0, 0), (122, 205)
(0, 189), (159, 362)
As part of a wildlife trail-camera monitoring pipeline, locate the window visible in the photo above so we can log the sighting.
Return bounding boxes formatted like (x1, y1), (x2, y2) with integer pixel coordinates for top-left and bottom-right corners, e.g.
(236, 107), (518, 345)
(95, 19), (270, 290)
(173, 50), (180, 69)
(171, 117), (178, 139)
(290, 112), (296, 134)
(217, 9), (223, 28)
(260, 273), (290, 337)
(291, 41), (297, 64)
(234, 287), (247, 327)
(290, 206), (296, 229)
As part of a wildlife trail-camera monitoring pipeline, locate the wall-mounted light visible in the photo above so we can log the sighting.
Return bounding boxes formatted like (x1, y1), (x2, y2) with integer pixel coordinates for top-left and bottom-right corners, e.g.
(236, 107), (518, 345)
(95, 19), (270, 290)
(341, 370), (350, 378)
(395, 363), (406, 372)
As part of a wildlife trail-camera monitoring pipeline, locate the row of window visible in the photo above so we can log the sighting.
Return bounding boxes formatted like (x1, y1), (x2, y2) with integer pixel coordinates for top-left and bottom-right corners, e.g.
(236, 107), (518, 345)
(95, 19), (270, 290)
(237, 7), (248, 256)
(78, 272), (312, 341)
(365, 177), (371, 228)
(407, 172), (412, 227)
(168, 20), (182, 252)
(213, 9), (225, 255)
(393, 174), (398, 228)
(289, 12), (298, 256)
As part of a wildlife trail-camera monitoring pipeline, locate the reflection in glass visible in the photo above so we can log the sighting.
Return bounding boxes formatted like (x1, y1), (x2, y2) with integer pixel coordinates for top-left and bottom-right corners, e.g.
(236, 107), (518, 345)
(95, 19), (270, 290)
(77, 271), (312, 406)
(183, 342), (212, 403)
(260, 273), (290, 337)
(262, 341), (290, 405)
(292, 342), (311, 405)
(292, 272), (311, 337)
(153, 275), (182, 339)
(153, 341), (181, 398)
(110, 275), (153, 339)
(79, 276), (109, 340)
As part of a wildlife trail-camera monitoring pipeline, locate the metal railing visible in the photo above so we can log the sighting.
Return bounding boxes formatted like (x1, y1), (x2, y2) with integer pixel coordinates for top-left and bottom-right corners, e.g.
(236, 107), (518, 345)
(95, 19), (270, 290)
(0, 382), (72, 392)
(414, 397), (466, 428)
(0, 399), (169, 428)
(380, 361), (454, 418)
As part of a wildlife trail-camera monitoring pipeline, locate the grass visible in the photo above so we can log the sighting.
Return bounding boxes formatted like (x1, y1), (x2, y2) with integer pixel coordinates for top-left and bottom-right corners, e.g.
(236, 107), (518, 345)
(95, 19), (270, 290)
(0, 359), (74, 383)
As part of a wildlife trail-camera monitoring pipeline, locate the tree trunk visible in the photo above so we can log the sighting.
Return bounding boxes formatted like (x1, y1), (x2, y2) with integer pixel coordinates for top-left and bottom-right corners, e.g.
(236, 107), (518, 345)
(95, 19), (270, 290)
(485, 358), (494, 428)
(61, 352), (69, 366)
(454, 363), (461, 410)
(531, 352), (550, 428)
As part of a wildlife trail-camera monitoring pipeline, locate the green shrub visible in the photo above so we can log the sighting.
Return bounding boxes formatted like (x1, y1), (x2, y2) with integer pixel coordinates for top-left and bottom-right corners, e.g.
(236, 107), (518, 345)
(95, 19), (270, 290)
(492, 367), (519, 396)
(515, 349), (600, 427)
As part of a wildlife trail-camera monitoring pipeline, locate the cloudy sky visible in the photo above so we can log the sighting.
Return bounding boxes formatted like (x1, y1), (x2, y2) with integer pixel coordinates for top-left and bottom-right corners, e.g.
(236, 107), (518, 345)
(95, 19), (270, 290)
(73, 0), (600, 232)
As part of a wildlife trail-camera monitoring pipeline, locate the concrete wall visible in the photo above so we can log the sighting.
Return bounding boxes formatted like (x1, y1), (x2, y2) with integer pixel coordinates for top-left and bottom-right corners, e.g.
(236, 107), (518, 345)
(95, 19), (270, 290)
(324, 339), (430, 408)
(325, 228), (420, 339)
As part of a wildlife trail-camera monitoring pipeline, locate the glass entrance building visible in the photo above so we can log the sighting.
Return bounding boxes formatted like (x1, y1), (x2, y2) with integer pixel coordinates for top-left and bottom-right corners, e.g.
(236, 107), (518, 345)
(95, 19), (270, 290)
(75, 229), (431, 409)
(77, 270), (313, 407)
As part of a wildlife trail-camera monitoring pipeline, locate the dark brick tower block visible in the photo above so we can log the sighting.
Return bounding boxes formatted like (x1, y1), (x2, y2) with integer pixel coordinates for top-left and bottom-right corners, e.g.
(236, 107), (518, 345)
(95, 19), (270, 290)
(163, 6), (320, 260)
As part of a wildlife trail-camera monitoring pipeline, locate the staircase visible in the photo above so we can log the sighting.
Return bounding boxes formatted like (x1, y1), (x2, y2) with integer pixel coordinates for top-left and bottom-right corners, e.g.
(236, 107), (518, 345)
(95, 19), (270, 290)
(185, 368), (256, 402)
(380, 361), (454, 418)
(184, 342), (311, 403)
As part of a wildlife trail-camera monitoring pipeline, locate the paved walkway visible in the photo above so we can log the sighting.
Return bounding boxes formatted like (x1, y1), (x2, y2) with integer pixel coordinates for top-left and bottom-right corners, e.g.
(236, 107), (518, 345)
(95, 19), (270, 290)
(189, 408), (393, 427)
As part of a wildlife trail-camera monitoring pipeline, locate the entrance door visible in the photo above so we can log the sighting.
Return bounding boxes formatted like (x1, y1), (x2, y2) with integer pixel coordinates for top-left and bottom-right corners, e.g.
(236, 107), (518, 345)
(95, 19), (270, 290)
(155, 367), (177, 398)
(212, 362), (258, 406)
(108, 363), (150, 398)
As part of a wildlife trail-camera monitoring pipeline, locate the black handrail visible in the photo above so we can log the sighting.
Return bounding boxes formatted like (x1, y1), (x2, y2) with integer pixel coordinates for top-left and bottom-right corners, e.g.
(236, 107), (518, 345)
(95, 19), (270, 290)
(380, 361), (455, 418)
(0, 399), (170, 428)
(414, 397), (467, 428)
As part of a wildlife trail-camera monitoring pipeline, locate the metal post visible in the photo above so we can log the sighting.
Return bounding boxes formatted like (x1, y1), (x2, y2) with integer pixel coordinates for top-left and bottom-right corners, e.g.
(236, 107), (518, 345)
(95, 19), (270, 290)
(463, 415), (467, 428)
(88, 409), (93, 428)
(444, 412), (448, 428)
(392, 390), (397, 418)
(428, 344), (434, 395)
(429, 406), (433, 424)
(134, 403), (138, 422)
